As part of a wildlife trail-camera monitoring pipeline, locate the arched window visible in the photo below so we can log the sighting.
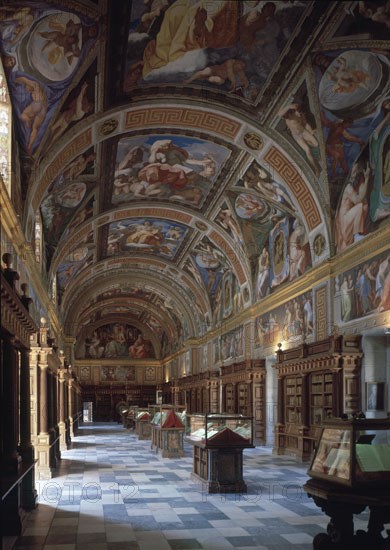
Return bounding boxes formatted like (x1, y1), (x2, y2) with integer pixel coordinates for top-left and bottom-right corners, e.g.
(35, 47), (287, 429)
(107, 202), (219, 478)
(51, 275), (57, 305)
(0, 60), (11, 194)
(34, 212), (42, 264)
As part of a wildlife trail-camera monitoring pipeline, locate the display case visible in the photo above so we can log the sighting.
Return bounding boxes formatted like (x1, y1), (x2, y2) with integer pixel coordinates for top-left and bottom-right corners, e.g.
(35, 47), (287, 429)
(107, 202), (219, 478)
(185, 414), (254, 493)
(150, 405), (186, 458)
(304, 418), (390, 548)
(122, 405), (139, 429)
(186, 413), (253, 447)
(134, 409), (152, 440)
(307, 418), (390, 487)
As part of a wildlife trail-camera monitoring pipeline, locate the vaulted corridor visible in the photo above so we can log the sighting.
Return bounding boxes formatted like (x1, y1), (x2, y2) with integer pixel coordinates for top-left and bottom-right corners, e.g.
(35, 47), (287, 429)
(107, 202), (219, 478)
(7, 422), (372, 550)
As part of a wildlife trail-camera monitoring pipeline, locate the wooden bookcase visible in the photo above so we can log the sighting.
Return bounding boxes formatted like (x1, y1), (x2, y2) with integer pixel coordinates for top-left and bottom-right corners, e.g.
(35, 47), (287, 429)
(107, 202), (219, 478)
(81, 384), (156, 421)
(274, 336), (362, 462)
(220, 360), (266, 445)
(310, 372), (333, 425)
(285, 376), (302, 425)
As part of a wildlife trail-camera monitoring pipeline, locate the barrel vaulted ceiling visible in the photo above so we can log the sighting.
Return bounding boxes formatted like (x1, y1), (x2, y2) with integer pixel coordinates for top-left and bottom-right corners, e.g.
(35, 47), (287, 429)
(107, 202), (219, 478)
(1, 1), (389, 360)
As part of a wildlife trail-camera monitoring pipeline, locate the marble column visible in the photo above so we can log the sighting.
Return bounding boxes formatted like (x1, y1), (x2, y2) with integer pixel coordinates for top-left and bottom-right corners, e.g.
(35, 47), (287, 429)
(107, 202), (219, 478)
(35, 348), (54, 480)
(68, 378), (75, 438)
(58, 369), (68, 451)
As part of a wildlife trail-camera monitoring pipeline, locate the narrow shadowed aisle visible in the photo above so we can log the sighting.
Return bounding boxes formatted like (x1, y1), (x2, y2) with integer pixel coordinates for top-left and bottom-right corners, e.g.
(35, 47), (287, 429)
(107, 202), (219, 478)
(9, 422), (358, 550)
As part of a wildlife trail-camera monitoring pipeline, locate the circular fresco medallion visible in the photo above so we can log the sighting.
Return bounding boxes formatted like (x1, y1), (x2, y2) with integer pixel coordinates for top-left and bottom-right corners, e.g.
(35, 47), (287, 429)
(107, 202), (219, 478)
(243, 132), (264, 151)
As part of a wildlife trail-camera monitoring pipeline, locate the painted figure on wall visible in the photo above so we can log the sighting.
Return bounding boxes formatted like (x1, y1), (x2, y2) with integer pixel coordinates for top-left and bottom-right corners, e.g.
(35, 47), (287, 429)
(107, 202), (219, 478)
(255, 292), (313, 348)
(191, 237), (229, 305)
(335, 158), (371, 252)
(336, 250), (390, 323)
(334, 1), (390, 41)
(81, 323), (155, 359)
(0, 7), (98, 155)
(214, 202), (244, 246)
(313, 49), (390, 188)
(369, 99), (390, 222)
(220, 326), (243, 361)
(56, 231), (94, 292)
(41, 180), (95, 269)
(276, 81), (321, 176)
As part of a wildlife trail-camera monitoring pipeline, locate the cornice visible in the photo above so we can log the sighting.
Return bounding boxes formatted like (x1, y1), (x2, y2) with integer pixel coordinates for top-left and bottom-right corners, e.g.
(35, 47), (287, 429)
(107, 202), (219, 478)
(1, 182), (62, 336)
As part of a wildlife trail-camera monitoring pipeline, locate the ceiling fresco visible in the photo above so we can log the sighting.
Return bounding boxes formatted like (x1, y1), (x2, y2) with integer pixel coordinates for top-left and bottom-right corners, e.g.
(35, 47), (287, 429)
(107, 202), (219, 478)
(107, 134), (230, 209)
(0, 0), (389, 359)
(124, 0), (306, 99)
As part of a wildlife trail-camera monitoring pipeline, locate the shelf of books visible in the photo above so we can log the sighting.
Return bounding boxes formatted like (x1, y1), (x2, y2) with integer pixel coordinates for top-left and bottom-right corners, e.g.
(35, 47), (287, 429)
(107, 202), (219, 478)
(285, 376), (302, 425)
(310, 372), (333, 426)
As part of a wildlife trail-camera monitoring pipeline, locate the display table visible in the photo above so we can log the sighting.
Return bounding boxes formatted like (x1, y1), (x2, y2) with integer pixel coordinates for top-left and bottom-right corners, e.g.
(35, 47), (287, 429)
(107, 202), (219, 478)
(135, 410), (152, 440)
(186, 414), (254, 493)
(150, 407), (185, 458)
(123, 405), (138, 430)
(304, 418), (390, 549)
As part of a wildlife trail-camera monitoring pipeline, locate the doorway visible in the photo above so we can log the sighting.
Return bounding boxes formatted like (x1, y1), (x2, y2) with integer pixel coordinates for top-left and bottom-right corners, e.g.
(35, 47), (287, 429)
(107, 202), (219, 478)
(83, 401), (93, 422)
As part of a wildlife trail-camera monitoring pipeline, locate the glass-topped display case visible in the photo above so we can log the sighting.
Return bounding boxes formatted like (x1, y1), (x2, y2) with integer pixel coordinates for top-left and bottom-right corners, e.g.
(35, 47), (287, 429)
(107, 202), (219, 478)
(304, 418), (390, 547)
(150, 408), (185, 428)
(149, 404), (185, 421)
(123, 405), (139, 429)
(307, 418), (390, 487)
(150, 405), (186, 458)
(134, 409), (152, 439)
(135, 409), (151, 422)
(186, 413), (253, 448)
(186, 414), (254, 493)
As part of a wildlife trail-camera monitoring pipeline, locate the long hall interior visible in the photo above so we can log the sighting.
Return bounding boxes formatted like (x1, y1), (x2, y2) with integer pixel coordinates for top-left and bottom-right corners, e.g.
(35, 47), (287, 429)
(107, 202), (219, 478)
(1, 1), (390, 549)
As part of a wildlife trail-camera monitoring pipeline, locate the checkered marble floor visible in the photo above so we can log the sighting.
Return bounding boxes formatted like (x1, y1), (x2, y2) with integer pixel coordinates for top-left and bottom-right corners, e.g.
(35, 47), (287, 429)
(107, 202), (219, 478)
(9, 422), (370, 550)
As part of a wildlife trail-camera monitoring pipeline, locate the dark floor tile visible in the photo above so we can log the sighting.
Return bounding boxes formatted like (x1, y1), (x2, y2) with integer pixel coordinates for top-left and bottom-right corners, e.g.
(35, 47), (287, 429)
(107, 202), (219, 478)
(167, 539), (203, 550)
(77, 532), (107, 543)
(45, 532), (77, 544)
(13, 535), (46, 546)
(226, 536), (260, 547)
(107, 543), (140, 550)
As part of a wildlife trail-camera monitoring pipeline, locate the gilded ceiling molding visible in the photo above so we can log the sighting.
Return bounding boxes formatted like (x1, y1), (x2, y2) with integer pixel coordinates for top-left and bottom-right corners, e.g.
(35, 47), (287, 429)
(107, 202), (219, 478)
(112, 206), (193, 224)
(124, 107), (240, 139)
(315, 286), (328, 341)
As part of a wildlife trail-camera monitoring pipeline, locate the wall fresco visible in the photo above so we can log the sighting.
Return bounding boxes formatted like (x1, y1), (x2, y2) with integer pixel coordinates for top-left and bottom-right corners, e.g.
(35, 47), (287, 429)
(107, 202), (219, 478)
(254, 291), (314, 348)
(78, 323), (155, 359)
(335, 250), (390, 323)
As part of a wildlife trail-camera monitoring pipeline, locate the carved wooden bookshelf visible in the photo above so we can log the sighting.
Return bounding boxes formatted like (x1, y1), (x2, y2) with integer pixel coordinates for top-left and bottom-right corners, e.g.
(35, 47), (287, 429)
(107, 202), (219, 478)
(273, 336), (362, 462)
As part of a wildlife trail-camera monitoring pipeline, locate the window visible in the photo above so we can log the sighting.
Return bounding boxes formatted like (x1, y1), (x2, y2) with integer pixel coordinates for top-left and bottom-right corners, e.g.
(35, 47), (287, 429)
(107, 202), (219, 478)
(34, 212), (42, 264)
(51, 275), (57, 305)
(0, 60), (11, 194)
